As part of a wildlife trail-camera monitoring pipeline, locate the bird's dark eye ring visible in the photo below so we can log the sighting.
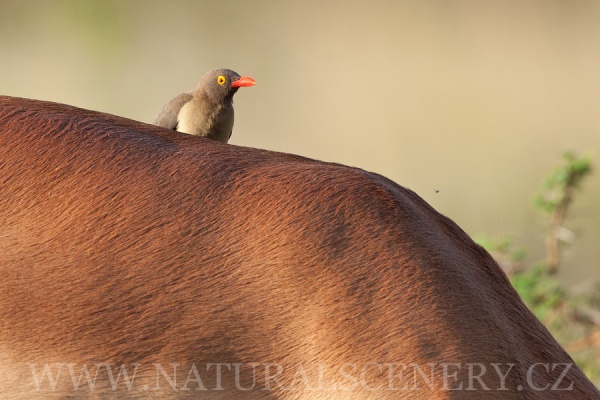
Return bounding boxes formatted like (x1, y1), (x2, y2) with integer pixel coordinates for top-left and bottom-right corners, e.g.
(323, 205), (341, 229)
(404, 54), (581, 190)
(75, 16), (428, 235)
(217, 76), (226, 85)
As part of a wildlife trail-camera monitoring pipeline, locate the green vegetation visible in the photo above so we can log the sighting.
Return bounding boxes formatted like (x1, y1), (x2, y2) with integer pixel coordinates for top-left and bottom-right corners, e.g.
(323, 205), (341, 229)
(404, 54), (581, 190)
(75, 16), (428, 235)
(476, 151), (599, 385)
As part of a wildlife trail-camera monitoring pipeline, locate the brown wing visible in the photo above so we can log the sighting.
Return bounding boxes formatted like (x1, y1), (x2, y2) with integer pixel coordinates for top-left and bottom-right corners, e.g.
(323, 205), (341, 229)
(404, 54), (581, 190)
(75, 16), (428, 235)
(153, 93), (193, 130)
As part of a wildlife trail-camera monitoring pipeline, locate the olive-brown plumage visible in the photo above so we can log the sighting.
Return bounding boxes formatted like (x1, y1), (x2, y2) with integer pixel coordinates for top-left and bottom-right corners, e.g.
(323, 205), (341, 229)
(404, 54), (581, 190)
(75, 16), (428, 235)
(154, 68), (255, 143)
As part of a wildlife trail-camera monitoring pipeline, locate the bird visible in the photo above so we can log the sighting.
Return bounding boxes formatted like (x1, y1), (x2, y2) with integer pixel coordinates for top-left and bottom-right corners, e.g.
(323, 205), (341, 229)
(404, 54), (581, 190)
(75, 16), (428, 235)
(153, 68), (256, 143)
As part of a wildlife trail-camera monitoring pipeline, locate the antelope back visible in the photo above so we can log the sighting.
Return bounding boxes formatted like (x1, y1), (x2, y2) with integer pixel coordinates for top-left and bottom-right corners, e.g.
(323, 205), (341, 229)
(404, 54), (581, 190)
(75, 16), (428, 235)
(0, 96), (597, 399)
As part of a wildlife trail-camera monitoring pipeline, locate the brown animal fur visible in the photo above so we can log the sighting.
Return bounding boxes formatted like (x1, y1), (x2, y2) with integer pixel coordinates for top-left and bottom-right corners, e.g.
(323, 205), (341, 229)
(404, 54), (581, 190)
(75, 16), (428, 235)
(0, 96), (598, 399)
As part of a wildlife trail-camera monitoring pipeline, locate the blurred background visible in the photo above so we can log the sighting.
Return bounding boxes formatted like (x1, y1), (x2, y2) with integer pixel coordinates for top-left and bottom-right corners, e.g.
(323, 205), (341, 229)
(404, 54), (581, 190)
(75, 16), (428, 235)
(1, 0), (598, 318)
(2, 0), (597, 284)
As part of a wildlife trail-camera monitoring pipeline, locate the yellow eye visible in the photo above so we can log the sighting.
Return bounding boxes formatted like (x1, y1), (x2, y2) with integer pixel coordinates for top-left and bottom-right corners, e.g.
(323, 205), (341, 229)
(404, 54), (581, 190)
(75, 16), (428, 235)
(217, 75), (226, 85)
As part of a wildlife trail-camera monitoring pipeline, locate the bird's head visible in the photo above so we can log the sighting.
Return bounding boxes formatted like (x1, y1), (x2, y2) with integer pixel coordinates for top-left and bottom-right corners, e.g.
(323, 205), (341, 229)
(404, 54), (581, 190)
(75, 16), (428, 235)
(197, 68), (256, 103)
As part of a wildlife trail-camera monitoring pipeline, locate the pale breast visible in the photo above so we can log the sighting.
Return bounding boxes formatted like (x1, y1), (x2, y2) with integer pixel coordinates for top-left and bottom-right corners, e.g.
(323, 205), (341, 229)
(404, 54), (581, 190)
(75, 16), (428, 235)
(176, 97), (234, 143)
